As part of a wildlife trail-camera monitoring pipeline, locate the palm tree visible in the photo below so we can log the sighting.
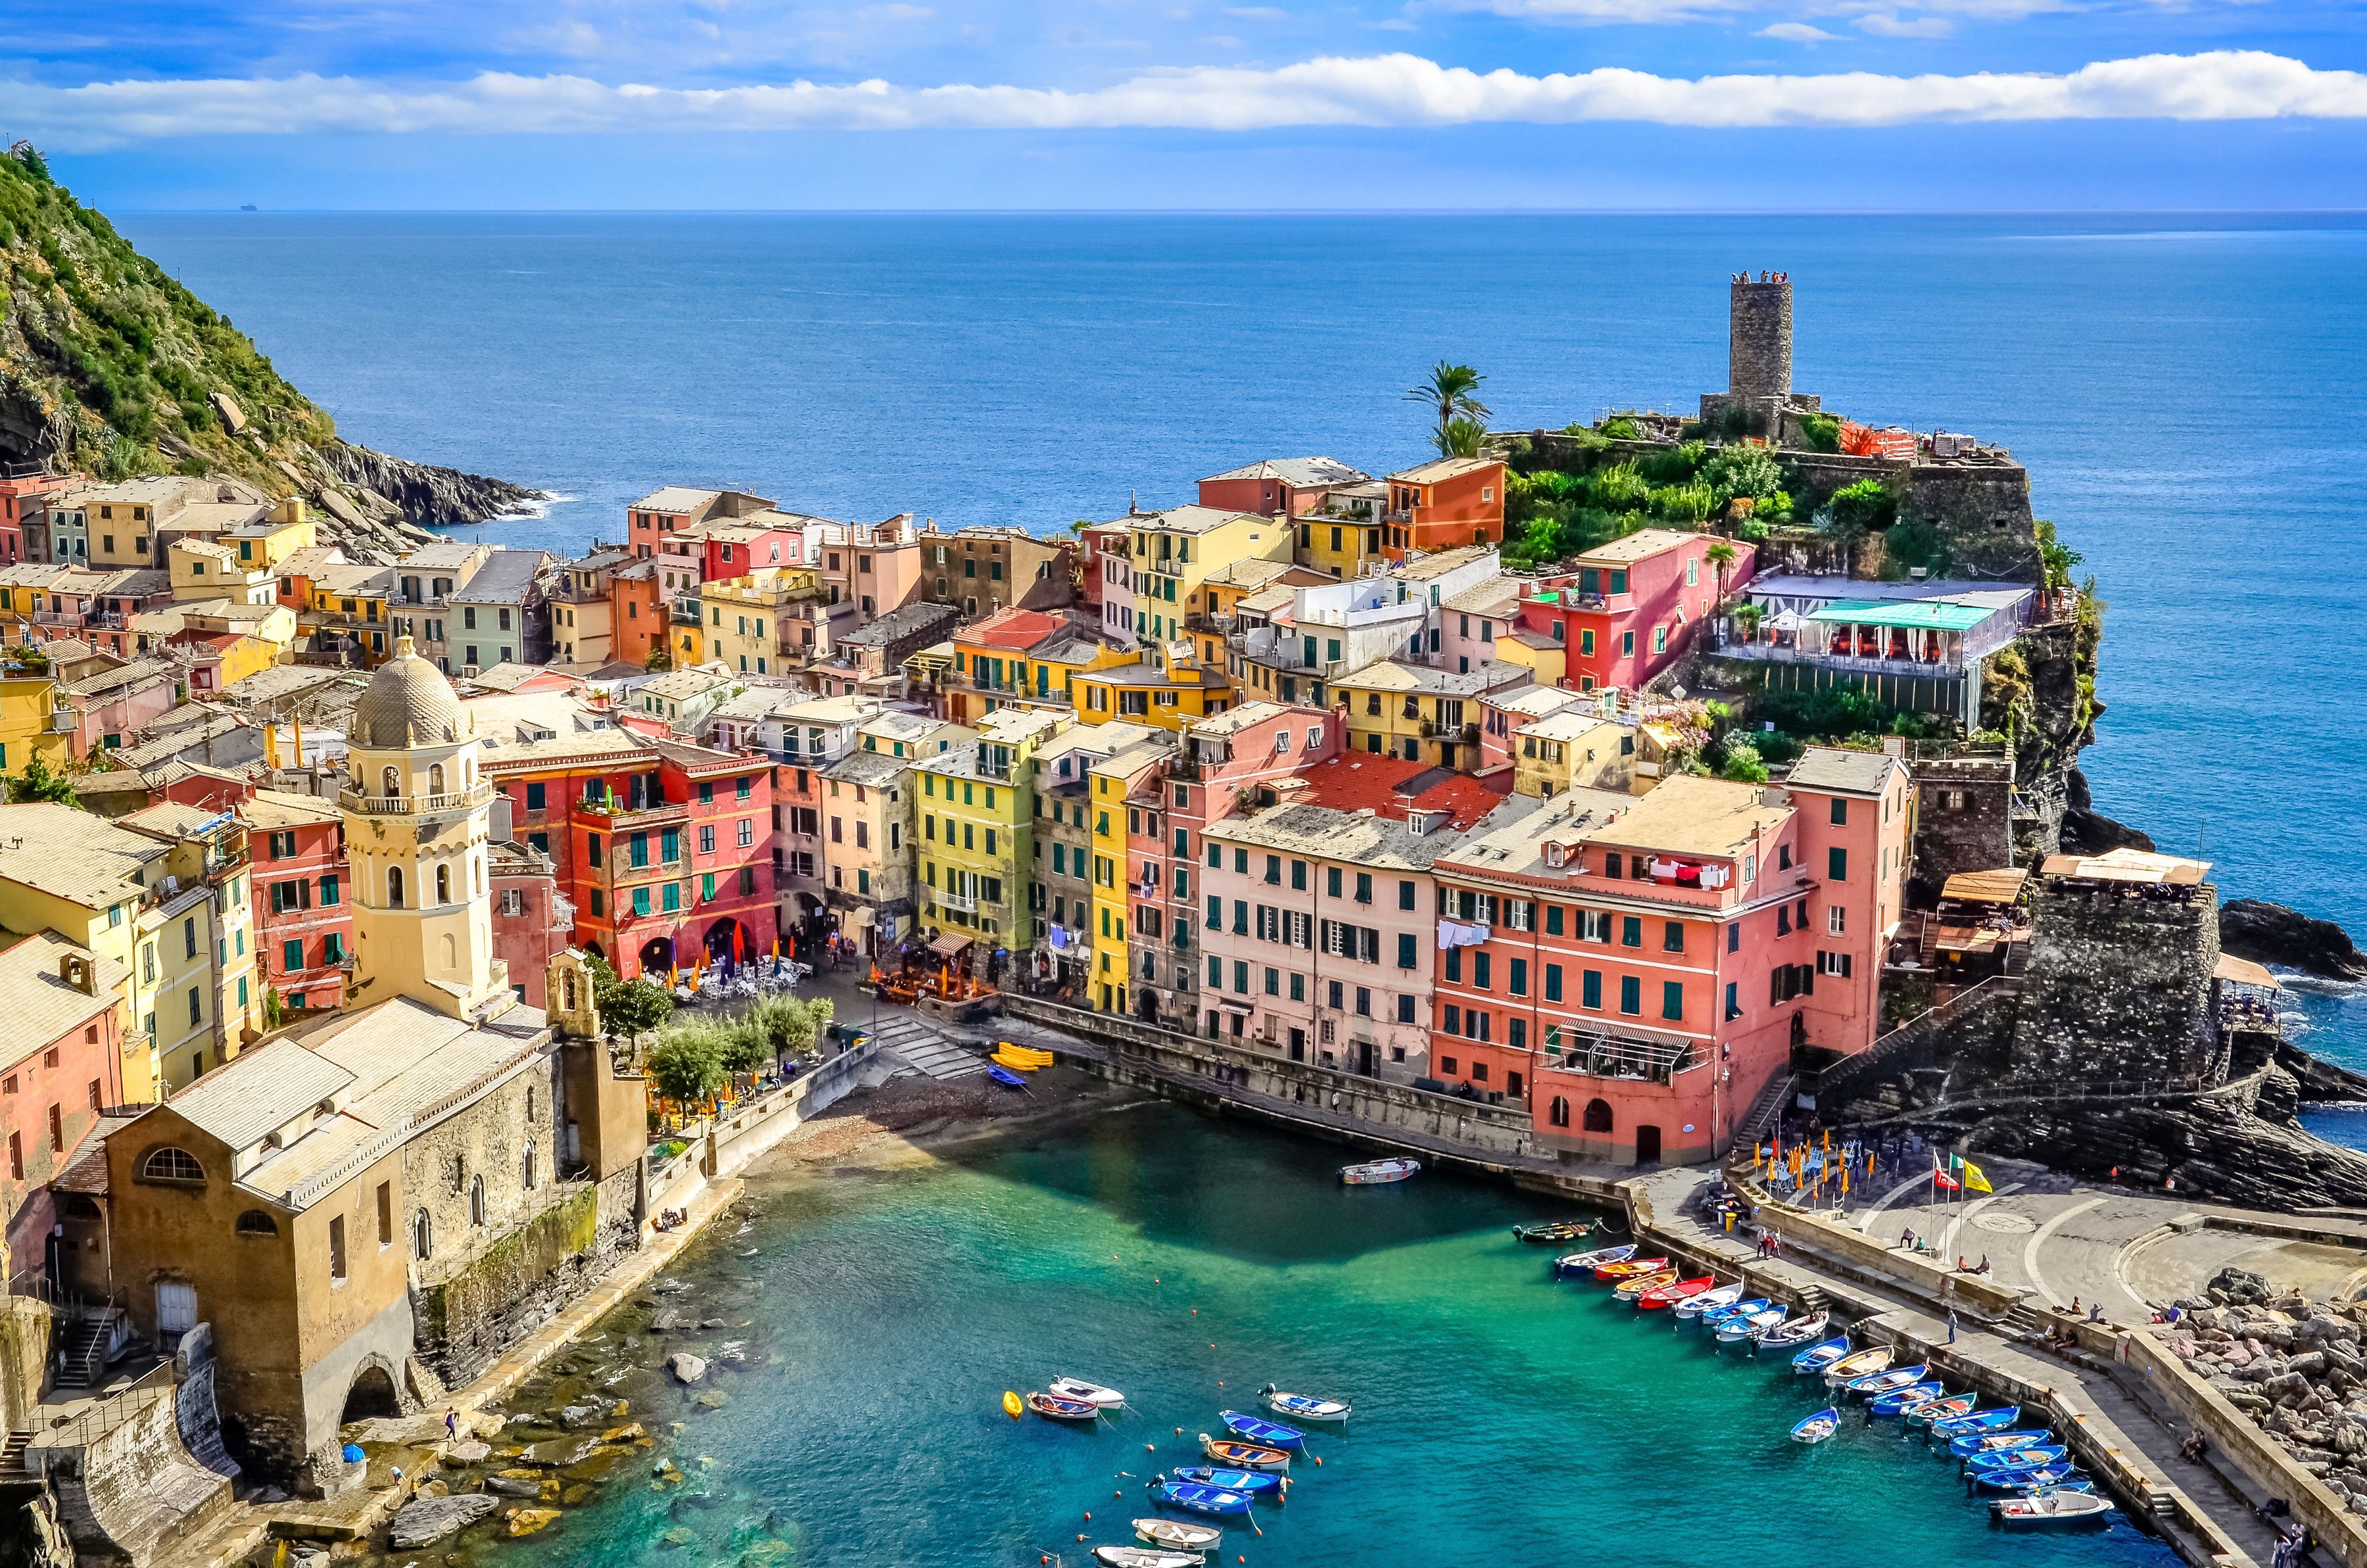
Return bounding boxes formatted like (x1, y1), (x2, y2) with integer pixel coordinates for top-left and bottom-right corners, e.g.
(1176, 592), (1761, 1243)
(1704, 540), (1738, 607)
(1433, 416), (1487, 460)
(1405, 363), (1491, 437)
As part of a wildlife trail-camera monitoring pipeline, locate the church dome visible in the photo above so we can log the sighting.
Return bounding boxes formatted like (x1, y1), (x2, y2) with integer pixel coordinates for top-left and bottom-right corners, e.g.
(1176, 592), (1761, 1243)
(351, 636), (465, 748)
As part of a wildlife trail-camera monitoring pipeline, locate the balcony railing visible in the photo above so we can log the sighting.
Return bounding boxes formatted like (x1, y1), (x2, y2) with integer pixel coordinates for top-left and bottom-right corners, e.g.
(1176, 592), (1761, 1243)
(671, 598), (705, 625)
(338, 782), (498, 816)
(938, 891), (980, 914)
(576, 796), (690, 828)
(1711, 636), (1965, 677)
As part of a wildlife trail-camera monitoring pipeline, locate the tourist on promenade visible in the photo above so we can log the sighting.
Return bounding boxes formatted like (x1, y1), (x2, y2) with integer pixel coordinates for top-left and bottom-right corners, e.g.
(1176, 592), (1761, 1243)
(1948, 1310), (1958, 1344)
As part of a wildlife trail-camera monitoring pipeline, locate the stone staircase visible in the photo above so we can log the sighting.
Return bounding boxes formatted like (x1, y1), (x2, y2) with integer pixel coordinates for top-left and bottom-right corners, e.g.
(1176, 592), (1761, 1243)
(0, 1427), (31, 1477)
(54, 1310), (118, 1390)
(863, 1014), (986, 1081)
(1736, 1072), (1796, 1145)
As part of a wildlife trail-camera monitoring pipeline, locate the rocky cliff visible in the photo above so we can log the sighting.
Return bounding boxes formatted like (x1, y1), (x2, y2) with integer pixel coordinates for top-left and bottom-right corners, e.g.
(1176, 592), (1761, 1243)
(0, 145), (538, 559)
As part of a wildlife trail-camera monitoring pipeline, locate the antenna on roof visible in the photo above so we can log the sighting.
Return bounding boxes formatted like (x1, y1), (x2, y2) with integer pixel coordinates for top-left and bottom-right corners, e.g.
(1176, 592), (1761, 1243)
(1128, 490), (1138, 517)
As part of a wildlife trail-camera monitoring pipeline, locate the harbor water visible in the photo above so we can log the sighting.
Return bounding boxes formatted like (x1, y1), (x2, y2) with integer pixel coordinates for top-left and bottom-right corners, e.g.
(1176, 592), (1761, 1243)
(482, 1101), (2177, 1567)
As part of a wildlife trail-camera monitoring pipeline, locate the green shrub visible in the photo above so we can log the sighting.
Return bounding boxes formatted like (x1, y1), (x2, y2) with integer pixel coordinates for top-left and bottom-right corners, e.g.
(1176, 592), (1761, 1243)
(1650, 479), (1715, 527)
(1601, 415), (1641, 440)
(1794, 413), (1840, 453)
(1590, 460), (1650, 510)
(1827, 477), (1896, 535)
(1704, 444), (1788, 509)
(1717, 740), (1770, 785)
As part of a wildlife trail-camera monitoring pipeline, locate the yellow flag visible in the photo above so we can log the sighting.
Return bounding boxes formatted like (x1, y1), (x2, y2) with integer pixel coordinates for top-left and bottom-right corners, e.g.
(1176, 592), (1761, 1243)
(1961, 1159), (1993, 1195)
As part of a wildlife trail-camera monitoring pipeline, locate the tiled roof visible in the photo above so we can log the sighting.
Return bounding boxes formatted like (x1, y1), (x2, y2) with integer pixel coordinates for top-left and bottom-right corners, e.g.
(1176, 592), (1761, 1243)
(955, 607), (1066, 651)
(239, 788), (341, 829)
(1580, 773), (1792, 859)
(0, 802), (170, 909)
(1287, 754), (1505, 832)
(0, 931), (129, 1062)
(1389, 456), (1497, 484)
(1786, 746), (1904, 796)
(1203, 457), (1369, 489)
(1577, 528), (1699, 565)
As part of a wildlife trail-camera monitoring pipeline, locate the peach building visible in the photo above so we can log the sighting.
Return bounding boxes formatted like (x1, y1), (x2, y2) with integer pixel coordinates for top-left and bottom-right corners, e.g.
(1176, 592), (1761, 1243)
(1382, 456), (1505, 558)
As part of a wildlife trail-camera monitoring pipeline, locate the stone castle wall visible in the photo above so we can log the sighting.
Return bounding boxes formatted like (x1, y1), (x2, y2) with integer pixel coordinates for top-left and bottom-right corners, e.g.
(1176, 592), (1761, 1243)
(1908, 755), (2017, 893)
(2009, 878), (2224, 1087)
(412, 1165), (638, 1386)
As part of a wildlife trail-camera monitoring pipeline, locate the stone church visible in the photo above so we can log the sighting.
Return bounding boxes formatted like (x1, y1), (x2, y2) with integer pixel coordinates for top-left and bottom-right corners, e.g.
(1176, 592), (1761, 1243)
(60, 638), (648, 1488)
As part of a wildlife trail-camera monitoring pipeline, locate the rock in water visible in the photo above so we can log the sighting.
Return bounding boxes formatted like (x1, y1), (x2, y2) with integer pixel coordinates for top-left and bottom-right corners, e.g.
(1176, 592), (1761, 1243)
(2222, 899), (2367, 982)
(484, 1475), (542, 1498)
(317, 441), (542, 529)
(387, 1493), (499, 1548)
(505, 1507), (562, 1538)
(667, 1354), (707, 1385)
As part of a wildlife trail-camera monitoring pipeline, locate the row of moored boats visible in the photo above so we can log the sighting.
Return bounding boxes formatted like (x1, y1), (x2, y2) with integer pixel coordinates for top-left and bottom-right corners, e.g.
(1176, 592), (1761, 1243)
(1553, 1241), (2114, 1530)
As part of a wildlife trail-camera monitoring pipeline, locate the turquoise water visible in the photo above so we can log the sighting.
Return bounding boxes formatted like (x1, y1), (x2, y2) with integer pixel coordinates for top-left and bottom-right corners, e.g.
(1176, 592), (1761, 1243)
(492, 1103), (2175, 1567)
(108, 211), (2367, 1076)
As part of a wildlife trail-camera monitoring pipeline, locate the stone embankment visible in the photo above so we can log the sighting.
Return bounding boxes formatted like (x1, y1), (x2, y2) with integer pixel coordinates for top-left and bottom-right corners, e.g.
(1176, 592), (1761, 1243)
(2174, 1268), (2367, 1520)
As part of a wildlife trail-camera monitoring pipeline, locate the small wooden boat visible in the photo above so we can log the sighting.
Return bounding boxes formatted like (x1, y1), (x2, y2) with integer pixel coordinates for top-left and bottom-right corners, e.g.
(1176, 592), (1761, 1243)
(1170, 1466), (1284, 1498)
(1556, 1245), (1636, 1275)
(1638, 1276), (1715, 1310)
(1025, 1390), (1103, 1423)
(1903, 1392), (1977, 1427)
(1700, 1296), (1770, 1329)
(1134, 1518), (1224, 1552)
(1949, 1429), (2053, 1460)
(1844, 1362), (1930, 1398)
(1594, 1256), (1671, 1281)
(1974, 1463), (2084, 1495)
(987, 1064), (1028, 1089)
(1822, 1347), (1893, 1386)
(1612, 1270), (1681, 1302)
(1512, 1220), (1594, 1245)
(1341, 1158), (1420, 1185)
(1147, 1481), (1256, 1518)
(1994, 1490), (2113, 1527)
(1717, 1306), (1787, 1346)
(1094, 1549), (1201, 1568)
(1001, 1390), (1024, 1419)
(1049, 1376), (1126, 1409)
(1259, 1387), (1350, 1424)
(1677, 1283), (1746, 1321)
(1792, 1337), (1850, 1374)
(1790, 1406), (1840, 1444)
(1218, 1411), (1306, 1452)
(1932, 1406), (2022, 1439)
(1868, 1380), (1946, 1417)
(1756, 1312), (1830, 1350)
(1201, 1435), (1289, 1471)
(1967, 1444), (2068, 1476)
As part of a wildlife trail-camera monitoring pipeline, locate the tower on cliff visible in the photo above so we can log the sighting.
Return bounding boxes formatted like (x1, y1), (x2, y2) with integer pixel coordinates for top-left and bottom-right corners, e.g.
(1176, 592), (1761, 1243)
(1700, 270), (1817, 437)
(341, 635), (514, 1021)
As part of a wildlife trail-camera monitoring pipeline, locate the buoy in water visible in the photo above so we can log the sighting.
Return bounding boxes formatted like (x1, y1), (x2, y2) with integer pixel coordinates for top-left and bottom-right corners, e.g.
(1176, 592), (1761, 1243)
(1314, 1456), (1323, 1466)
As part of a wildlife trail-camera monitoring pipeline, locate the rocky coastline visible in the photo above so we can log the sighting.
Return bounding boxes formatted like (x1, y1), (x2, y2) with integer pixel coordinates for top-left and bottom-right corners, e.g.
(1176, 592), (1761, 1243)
(317, 440), (545, 531)
(2176, 1270), (2367, 1519)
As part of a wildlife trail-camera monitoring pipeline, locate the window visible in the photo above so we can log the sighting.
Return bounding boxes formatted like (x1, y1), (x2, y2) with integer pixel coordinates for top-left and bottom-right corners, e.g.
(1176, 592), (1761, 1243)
(1725, 982), (1742, 1020)
(1544, 964), (1563, 1002)
(1663, 921), (1685, 953)
(1830, 797), (1848, 825)
(700, 824), (716, 854)
(1619, 975), (1641, 1015)
(1509, 957), (1527, 996)
(469, 1174), (487, 1225)
(1828, 847), (1848, 882)
(329, 1215), (348, 1285)
(1397, 932), (1417, 970)
(1818, 951), (1855, 979)
(1662, 981), (1685, 1021)
(1620, 916), (1642, 947)
(236, 1209), (278, 1237)
(143, 1146), (204, 1183)
(283, 938), (304, 973)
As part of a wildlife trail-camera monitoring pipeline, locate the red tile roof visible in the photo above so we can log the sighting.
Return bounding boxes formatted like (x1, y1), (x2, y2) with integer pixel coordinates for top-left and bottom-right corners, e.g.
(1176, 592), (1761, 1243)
(955, 607), (1066, 652)
(1289, 754), (1505, 831)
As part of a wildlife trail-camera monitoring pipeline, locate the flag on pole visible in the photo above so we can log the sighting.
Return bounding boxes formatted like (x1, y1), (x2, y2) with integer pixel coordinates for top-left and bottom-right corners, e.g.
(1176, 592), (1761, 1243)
(1932, 1161), (1960, 1193)
(1961, 1158), (1993, 1195)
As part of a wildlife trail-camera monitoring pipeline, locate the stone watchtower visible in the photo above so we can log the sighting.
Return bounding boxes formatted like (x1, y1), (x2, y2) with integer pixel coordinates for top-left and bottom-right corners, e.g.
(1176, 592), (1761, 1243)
(1700, 271), (1817, 437)
(1729, 273), (1792, 402)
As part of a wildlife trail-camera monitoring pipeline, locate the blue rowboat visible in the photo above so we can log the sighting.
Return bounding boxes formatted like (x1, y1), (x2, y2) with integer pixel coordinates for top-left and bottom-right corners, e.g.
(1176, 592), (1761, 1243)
(1974, 1463), (2084, 1495)
(1717, 1307), (1787, 1346)
(1932, 1406), (2020, 1438)
(1869, 1381), (1946, 1417)
(1968, 1445), (2067, 1475)
(1903, 1392), (1976, 1427)
(1949, 1429), (2053, 1460)
(1170, 1467), (1284, 1498)
(1701, 1297), (1770, 1329)
(1789, 1407), (1840, 1444)
(1148, 1481), (1255, 1518)
(1792, 1337), (1850, 1375)
(1844, 1363), (1930, 1398)
(1218, 1412), (1306, 1452)
(987, 1064), (1028, 1089)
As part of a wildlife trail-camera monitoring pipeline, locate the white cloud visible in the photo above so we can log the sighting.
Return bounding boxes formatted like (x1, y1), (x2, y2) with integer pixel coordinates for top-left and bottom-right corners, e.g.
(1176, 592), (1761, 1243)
(1857, 10), (1954, 34)
(14, 51), (2367, 147)
(1222, 5), (1288, 15)
(1758, 20), (1838, 37)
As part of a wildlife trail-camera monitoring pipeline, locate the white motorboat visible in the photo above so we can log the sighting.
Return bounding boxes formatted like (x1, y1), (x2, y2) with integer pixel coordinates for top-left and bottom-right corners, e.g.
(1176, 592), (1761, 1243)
(1341, 1157), (1420, 1185)
(1049, 1375), (1126, 1409)
(1992, 1490), (2112, 1527)
(1259, 1385), (1351, 1423)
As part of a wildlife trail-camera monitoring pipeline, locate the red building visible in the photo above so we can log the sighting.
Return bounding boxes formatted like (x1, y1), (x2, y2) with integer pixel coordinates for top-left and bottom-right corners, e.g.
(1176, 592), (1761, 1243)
(0, 473), (76, 566)
(491, 840), (573, 1009)
(610, 559), (669, 670)
(487, 733), (777, 982)
(1383, 457), (1505, 558)
(0, 932), (129, 1283)
(242, 787), (353, 1013)
(1197, 458), (1370, 519)
(1516, 531), (1753, 693)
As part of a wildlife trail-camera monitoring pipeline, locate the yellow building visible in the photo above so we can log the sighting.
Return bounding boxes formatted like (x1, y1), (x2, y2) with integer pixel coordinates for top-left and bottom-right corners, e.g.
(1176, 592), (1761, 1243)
(306, 563), (397, 667)
(1333, 659), (1533, 772)
(702, 568), (823, 678)
(1512, 711), (1641, 798)
(221, 498), (320, 576)
(1128, 506), (1293, 652)
(120, 800), (264, 1085)
(1293, 506), (1390, 581)
(0, 565), (66, 648)
(1069, 660), (1231, 732)
(0, 673), (70, 784)
(82, 477), (191, 568)
(1084, 740), (1171, 1016)
(912, 708), (1066, 949)
(1495, 625), (1567, 688)
(170, 538), (279, 607)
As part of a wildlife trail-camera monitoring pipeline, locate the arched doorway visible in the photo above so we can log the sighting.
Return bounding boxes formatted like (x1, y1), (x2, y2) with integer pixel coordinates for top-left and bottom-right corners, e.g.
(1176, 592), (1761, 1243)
(1583, 1098), (1614, 1133)
(341, 1363), (400, 1423)
(704, 916), (746, 968)
(638, 936), (675, 978)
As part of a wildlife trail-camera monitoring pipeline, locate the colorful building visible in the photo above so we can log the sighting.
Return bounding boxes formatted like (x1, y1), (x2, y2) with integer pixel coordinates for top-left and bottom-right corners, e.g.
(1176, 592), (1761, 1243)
(0, 671), (70, 784)
(122, 799), (264, 1085)
(1126, 505), (1294, 652)
(1518, 531), (1752, 693)
(0, 930), (130, 1280)
(913, 709), (1065, 961)
(1069, 660), (1231, 732)
(243, 788), (352, 1015)
(700, 567), (825, 677)
(1382, 457), (1505, 558)
(1333, 659), (1531, 771)
(1084, 739), (1174, 1016)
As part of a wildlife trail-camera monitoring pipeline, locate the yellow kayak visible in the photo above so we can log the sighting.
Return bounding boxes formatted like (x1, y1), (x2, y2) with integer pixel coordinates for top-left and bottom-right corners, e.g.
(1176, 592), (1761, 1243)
(1002, 1390), (1024, 1420)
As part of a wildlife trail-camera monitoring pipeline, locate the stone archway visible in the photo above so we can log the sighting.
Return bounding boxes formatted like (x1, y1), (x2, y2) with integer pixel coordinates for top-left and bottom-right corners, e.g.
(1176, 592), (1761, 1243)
(340, 1360), (401, 1423)
(704, 916), (746, 968)
(638, 936), (675, 979)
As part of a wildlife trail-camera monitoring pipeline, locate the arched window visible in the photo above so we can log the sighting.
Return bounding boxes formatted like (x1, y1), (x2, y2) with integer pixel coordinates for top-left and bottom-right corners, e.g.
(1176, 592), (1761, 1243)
(142, 1147), (205, 1183)
(388, 867), (404, 907)
(412, 1209), (433, 1260)
(428, 763), (446, 796)
(435, 863), (451, 903)
(381, 765), (400, 798)
(469, 1174), (486, 1226)
(1549, 1096), (1571, 1129)
(441, 934), (458, 970)
(1583, 1098), (1614, 1133)
(522, 1142), (537, 1191)
(235, 1209), (279, 1237)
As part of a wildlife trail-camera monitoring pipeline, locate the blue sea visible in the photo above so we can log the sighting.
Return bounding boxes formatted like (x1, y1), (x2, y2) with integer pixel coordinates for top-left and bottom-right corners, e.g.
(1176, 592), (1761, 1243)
(115, 212), (2367, 1074)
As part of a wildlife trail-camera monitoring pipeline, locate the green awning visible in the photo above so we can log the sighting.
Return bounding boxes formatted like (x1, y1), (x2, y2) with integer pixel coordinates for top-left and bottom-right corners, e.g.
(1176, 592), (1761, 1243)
(1806, 600), (1990, 632)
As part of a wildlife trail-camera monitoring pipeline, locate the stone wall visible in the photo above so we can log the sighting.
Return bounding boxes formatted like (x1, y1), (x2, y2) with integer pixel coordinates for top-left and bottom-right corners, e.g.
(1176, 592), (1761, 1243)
(0, 1300), (49, 1439)
(2009, 877), (2223, 1086)
(1907, 753), (2017, 895)
(1729, 277), (1792, 400)
(412, 1172), (634, 1387)
(1903, 463), (2042, 583)
(398, 1060), (562, 1272)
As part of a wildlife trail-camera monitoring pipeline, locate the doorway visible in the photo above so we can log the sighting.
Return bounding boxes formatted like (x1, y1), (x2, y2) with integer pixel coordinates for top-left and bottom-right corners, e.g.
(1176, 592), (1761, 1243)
(1356, 1041), (1375, 1077)
(155, 1281), (197, 1341)
(1635, 1125), (1662, 1166)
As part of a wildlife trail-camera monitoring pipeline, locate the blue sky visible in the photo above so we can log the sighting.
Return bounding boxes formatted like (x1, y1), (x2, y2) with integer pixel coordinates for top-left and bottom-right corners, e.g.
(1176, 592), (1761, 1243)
(7, 0), (2367, 207)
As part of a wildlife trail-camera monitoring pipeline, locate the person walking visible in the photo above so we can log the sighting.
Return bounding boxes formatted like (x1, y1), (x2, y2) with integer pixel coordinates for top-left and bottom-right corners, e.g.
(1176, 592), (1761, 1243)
(1948, 1310), (1959, 1344)
(444, 1407), (460, 1441)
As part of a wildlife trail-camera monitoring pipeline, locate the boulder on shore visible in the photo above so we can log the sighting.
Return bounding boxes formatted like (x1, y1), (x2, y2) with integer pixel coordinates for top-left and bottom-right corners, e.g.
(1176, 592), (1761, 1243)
(2222, 900), (2367, 983)
(387, 1493), (498, 1549)
(667, 1354), (707, 1385)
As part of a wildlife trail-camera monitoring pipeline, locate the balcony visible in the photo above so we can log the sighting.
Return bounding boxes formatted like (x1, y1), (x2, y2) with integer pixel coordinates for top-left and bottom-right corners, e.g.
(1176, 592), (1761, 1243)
(1712, 637), (1965, 678)
(1540, 1024), (1699, 1085)
(547, 579), (608, 606)
(671, 597), (705, 625)
(575, 796), (690, 828)
(338, 782), (498, 817)
(938, 890), (980, 915)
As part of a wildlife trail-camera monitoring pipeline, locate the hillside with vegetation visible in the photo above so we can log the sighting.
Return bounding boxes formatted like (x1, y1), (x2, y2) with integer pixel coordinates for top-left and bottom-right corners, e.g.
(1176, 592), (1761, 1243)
(0, 143), (533, 535)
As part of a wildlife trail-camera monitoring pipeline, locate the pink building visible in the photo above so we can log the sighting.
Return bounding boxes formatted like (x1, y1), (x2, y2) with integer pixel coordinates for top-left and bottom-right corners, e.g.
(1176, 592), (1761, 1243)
(243, 787), (354, 1014)
(1080, 522), (1134, 648)
(1516, 531), (1754, 693)
(491, 840), (573, 1009)
(0, 474), (76, 566)
(1436, 576), (1522, 677)
(0, 933), (128, 1289)
(1428, 749), (1907, 1167)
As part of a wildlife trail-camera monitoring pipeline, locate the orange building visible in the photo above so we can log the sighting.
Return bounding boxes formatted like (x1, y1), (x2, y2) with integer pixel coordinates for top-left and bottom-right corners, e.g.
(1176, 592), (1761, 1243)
(1383, 457), (1506, 558)
(609, 559), (669, 669)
